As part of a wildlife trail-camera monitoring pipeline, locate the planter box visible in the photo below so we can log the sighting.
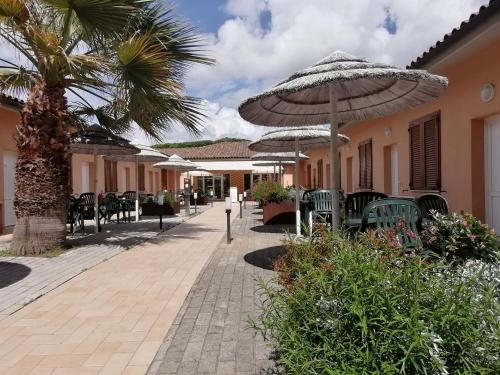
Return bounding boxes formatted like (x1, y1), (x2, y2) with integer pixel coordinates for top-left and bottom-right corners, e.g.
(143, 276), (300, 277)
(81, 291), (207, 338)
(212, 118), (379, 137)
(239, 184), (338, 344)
(190, 195), (208, 206)
(263, 200), (296, 225)
(141, 202), (180, 216)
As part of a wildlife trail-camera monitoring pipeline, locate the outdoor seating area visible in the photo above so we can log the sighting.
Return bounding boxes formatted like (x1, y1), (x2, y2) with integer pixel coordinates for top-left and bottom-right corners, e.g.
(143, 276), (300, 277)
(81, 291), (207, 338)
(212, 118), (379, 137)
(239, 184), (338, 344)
(300, 189), (449, 244)
(0, 1), (499, 374)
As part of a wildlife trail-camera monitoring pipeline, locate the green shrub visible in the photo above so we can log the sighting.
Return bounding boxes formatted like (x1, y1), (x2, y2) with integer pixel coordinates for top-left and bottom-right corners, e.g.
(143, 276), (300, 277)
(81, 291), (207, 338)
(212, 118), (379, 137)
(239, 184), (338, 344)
(421, 211), (499, 263)
(252, 181), (291, 206)
(254, 230), (500, 374)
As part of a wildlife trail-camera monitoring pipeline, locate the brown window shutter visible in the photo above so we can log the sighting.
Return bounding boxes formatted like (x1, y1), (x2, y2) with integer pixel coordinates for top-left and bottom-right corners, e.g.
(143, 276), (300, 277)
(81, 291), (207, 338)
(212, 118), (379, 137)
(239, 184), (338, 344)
(105, 160), (111, 192)
(409, 112), (441, 190)
(409, 124), (423, 190)
(358, 139), (372, 189)
(111, 161), (118, 192)
(138, 164), (145, 191)
(359, 143), (365, 188)
(366, 140), (373, 189)
(424, 117), (441, 190)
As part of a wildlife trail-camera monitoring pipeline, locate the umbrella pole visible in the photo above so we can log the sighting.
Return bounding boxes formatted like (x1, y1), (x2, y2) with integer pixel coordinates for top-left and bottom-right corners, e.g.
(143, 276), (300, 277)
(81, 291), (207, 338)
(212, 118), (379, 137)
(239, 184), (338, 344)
(295, 137), (301, 236)
(279, 161), (282, 185)
(93, 147), (99, 234)
(329, 86), (340, 228)
(174, 166), (177, 201)
(273, 164), (276, 181)
(135, 156), (139, 222)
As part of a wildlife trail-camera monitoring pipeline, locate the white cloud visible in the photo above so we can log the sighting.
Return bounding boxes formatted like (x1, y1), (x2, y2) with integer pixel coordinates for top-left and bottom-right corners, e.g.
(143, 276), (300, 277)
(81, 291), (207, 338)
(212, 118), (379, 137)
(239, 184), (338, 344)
(1, 0), (489, 144)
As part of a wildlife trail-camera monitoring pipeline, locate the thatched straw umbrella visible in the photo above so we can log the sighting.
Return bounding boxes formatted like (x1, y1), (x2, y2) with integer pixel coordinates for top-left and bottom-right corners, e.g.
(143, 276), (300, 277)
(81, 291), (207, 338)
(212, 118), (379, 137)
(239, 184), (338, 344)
(251, 152), (308, 185)
(249, 127), (350, 235)
(239, 51), (447, 227)
(70, 125), (138, 233)
(153, 154), (199, 199)
(105, 142), (168, 222)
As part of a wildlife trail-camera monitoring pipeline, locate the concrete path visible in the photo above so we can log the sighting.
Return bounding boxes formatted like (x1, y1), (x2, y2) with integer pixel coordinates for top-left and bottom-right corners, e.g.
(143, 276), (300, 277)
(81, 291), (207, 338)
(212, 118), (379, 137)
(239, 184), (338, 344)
(0, 202), (231, 375)
(148, 206), (289, 374)
(0, 206), (209, 320)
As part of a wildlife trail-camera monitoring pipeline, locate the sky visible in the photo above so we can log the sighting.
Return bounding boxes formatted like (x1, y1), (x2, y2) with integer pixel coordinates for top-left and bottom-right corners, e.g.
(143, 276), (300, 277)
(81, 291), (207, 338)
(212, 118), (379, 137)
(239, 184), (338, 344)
(0, 0), (490, 145)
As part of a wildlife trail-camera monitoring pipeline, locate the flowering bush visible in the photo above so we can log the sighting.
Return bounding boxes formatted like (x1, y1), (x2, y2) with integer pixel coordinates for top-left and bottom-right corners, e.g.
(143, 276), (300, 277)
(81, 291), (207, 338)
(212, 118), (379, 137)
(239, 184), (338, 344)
(358, 217), (420, 254)
(421, 211), (499, 263)
(252, 230), (500, 374)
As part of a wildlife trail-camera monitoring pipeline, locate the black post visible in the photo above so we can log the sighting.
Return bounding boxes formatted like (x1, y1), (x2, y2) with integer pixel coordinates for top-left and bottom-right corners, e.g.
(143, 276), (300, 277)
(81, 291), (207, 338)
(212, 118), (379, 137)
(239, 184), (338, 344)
(195, 199), (198, 214)
(243, 197), (246, 209)
(226, 209), (231, 244)
(211, 195), (214, 207)
(239, 201), (243, 219)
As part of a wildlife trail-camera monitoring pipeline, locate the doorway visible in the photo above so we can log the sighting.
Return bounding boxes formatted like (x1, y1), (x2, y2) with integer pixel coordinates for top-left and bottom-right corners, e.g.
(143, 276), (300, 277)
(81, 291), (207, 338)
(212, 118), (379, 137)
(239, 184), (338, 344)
(485, 114), (500, 233)
(3, 151), (16, 227)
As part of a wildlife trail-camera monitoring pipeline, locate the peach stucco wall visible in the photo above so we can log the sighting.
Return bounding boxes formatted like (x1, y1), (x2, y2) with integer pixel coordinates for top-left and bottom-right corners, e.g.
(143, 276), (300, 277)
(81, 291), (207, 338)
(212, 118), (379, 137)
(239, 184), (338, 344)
(305, 37), (500, 219)
(0, 105), (19, 231)
(71, 155), (162, 195)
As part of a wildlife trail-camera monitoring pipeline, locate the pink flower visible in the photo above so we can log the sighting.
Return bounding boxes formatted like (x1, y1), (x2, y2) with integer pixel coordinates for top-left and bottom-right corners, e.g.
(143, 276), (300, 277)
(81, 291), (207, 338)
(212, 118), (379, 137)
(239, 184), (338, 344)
(406, 230), (417, 239)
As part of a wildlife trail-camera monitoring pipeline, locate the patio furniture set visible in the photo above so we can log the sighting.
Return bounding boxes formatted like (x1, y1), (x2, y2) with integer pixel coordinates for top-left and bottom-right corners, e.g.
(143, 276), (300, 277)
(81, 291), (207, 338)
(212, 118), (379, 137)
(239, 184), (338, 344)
(303, 190), (449, 247)
(67, 192), (136, 233)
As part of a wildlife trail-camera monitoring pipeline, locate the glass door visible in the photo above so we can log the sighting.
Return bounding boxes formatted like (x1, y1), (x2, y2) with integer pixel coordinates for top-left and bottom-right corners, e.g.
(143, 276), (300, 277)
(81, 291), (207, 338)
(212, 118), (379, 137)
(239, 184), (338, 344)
(214, 174), (222, 199)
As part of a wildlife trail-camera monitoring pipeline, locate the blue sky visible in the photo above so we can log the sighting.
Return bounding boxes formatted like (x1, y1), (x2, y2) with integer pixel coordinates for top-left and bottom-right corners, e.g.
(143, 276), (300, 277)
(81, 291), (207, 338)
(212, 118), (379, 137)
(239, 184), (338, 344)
(174, 0), (227, 34)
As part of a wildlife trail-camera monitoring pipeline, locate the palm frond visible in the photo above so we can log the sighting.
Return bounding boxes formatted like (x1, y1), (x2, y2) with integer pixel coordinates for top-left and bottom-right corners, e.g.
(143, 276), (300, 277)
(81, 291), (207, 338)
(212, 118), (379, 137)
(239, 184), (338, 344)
(0, 0), (27, 22)
(0, 66), (37, 95)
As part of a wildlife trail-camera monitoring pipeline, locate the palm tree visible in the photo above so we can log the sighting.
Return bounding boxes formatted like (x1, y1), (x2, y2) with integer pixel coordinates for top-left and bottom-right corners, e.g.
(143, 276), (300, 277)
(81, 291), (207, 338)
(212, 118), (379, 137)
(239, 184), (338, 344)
(0, 0), (213, 255)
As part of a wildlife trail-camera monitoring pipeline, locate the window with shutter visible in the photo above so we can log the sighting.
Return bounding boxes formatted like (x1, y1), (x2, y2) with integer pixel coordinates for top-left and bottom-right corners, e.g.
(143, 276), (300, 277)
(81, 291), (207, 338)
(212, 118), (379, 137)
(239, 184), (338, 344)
(409, 112), (441, 190)
(138, 164), (145, 191)
(358, 139), (373, 189)
(104, 160), (118, 192)
(317, 159), (323, 187)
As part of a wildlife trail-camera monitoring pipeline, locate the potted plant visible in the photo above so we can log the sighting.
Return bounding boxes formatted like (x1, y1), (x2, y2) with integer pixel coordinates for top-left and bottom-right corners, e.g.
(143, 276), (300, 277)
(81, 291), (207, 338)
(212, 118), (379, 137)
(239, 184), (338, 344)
(253, 181), (295, 224)
(190, 190), (208, 205)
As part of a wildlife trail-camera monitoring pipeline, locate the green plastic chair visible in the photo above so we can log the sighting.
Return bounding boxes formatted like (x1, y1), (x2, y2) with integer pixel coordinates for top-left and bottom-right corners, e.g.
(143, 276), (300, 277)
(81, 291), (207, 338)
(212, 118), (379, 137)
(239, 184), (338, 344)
(360, 199), (423, 249)
(344, 191), (387, 218)
(416, 194), (448, 220)
(309, 190), (332, 223)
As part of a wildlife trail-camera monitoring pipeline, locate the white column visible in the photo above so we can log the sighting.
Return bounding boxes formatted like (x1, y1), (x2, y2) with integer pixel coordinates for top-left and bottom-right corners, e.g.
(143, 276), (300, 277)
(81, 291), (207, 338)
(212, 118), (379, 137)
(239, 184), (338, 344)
(135, 156), (139, 222)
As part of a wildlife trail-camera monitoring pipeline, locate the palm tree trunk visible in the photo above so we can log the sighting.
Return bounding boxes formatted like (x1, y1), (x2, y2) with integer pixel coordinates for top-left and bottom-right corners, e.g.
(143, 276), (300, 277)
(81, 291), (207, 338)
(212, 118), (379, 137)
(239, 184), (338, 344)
(10, 81), (71, 255)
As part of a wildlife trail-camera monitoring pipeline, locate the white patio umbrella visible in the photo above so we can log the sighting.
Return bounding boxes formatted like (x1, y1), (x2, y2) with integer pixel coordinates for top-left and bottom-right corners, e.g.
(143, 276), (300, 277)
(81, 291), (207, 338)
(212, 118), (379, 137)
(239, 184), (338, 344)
(249, 127), (350, 235)
(252, 161), (293, 182)
(251, 152), (308, 185)
(70, 125), (138, 233)
(153, 154), (199, 199)
(239, 51), (448, 227)
(105, 142), (168, 222)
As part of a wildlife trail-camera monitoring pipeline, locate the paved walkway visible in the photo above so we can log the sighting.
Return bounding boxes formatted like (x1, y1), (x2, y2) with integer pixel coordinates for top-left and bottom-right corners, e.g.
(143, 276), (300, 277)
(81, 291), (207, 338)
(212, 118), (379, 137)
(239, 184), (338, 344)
(0, 202), (230, 375)
(0, 206), (209, 320)
(148, 205), (289, 374)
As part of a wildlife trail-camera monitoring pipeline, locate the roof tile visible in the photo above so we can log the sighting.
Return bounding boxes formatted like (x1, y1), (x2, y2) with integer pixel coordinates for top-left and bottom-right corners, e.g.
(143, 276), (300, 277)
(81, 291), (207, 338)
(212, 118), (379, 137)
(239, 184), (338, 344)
(159, 141), (255, 160)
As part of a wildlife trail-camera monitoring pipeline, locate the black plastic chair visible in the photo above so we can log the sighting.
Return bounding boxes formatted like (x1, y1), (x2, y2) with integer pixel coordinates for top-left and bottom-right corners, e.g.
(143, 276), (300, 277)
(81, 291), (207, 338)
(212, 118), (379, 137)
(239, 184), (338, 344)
(67, 196), (83, 233)
(104, 193), (122, 223)
(416, 194), (449, 220)
(344, 191), (388, 218)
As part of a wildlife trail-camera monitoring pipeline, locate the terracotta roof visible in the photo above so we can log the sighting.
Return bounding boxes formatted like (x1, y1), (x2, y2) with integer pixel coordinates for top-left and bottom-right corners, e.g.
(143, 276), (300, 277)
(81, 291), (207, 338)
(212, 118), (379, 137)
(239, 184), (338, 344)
(408, 0), (500, 69)
(0, 94), (23, 109)
(158, 141), (256, 160)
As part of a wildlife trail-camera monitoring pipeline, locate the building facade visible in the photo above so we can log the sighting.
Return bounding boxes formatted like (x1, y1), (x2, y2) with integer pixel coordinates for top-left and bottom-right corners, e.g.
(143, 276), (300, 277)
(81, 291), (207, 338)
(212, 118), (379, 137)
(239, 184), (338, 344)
(303, 1), (500, 232)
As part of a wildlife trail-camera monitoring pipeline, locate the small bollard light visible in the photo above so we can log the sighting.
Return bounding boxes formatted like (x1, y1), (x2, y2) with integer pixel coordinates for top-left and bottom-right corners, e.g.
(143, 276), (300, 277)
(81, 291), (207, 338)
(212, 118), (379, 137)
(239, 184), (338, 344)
(238, 193), (243, 219)
(209, 190), (214, 207)
(243, 191), (247, 209)
(225, 197), (232, 244)
(193, 192), (198, 214)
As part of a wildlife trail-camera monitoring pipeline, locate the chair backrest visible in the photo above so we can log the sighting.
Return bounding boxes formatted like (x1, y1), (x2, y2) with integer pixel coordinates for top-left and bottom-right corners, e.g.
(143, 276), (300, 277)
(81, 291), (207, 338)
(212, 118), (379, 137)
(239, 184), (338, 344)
(345, 191), (388, 216)
(361, 198), (423, 248)
(302, 189), (316, 201)
(417, 194), (448, 219)
(309, 190), (332, 212)
(123, 191), (136, 200)
(79, 192), (94, 206)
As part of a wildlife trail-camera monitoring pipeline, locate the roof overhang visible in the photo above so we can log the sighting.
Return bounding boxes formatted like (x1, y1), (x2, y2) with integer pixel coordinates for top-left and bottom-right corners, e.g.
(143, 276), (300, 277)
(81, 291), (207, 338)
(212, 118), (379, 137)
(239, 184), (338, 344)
(409, 5), (500, 73)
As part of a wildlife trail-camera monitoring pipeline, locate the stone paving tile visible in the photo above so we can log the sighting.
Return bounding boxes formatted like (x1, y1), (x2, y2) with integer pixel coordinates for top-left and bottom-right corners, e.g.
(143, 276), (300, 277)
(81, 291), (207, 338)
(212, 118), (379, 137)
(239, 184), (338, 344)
(0, 206), (209, 320)
(0, 203), (228, 374)
(148, 205), (289, 374)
